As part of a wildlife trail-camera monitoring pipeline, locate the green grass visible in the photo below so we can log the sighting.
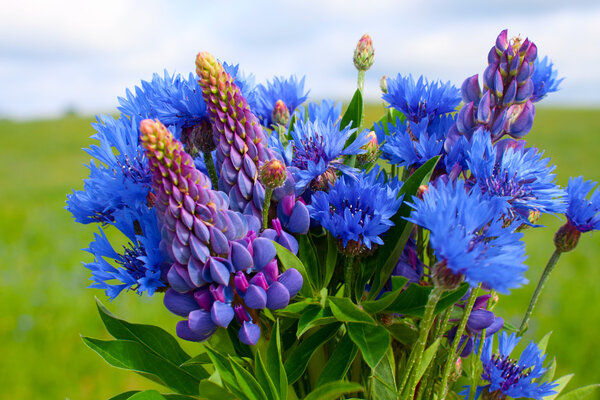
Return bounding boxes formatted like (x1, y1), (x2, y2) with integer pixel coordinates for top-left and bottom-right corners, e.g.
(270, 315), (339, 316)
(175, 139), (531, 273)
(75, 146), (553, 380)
(1, 108), (599, 398)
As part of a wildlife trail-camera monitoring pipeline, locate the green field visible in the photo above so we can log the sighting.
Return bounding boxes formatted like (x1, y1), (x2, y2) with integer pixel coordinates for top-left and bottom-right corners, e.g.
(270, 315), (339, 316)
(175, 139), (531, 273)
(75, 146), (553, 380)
(1, 107), (599, 399)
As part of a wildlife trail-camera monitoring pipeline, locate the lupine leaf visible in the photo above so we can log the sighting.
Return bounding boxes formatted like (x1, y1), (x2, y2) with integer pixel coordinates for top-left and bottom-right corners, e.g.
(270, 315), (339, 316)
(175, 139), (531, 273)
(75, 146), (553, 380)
(197, 381), (236, 400)
(255, 351), (278, 400)
(297, 305), (336, 337)
(371, 348), (397, 400)
(267, 320), (288, 400)
(203, 346), (247, 400)
(278, 300), (315, 318)
(284, 323), (341, 384)
(304, 381), (363, 400)
(347, 322), (391, 369)
(108, 391), (141, 400)
(228, 355), (268, 400)
(108, 392), (197, 400)
(315, 333), (358, 387)
(298, 235), (322, 290)
(556, 384), (600, 400)
(274, 241), (313, 295)
(361, 276), (409, 314)
(544, 374), (574, 400)
(328, 297), (376, 325)
(367, 156), (440, 300)
(128, 391), (167, 400)
(82, 337), (199, 395)
(179, 352), (211, 366)
(385, 321), (418, 345)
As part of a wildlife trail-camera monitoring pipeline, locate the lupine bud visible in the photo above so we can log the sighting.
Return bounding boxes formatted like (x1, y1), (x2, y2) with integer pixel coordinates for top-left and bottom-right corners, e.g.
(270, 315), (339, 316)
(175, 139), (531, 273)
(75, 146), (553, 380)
(260, 159), (288, 189)
(271, 99), (290, 127)
(353, 34), (374, 71)
(554, 221), (581, 253)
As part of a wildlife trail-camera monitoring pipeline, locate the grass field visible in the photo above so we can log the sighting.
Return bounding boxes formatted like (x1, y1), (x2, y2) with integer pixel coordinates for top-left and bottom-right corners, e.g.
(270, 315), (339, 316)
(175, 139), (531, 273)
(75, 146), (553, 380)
(1, 106), (599, 399)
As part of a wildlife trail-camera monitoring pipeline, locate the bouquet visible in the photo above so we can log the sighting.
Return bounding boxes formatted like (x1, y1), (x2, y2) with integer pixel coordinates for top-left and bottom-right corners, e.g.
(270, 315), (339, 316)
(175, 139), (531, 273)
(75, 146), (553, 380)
(66, 30), (599, 399)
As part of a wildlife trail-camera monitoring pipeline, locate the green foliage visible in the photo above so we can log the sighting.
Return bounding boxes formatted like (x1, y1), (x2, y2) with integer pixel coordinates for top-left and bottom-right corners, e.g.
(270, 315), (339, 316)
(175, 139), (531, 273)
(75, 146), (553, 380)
(346, 322), (391, 369)
(304, 381), (363, 400)
(314, 333), (358, 387)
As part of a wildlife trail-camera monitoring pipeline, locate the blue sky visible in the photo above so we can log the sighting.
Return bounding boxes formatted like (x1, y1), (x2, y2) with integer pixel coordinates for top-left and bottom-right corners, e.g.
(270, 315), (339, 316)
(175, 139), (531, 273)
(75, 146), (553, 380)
(2, 0), (599, 119)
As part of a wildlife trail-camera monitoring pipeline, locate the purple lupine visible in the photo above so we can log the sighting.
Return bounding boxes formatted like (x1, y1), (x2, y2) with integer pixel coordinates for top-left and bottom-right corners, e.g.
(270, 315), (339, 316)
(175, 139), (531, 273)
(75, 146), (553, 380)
(140, 119), (302, 345)
(446, 29), (538, 151)
(195, 52), (273, 219)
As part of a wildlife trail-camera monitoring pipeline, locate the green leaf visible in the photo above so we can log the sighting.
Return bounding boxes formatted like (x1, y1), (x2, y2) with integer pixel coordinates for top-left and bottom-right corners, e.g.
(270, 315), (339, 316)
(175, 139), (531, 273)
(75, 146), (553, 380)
(297, 304), (336, 337)
(557, 384), (600, 400)
(341, 89), (363, 132)
(298, 235), (322, 291)
(197, 381), (236, 400)
(179, 352), (211, 367)
(95, 299), (191, 366)
(274, 241), (313, 296)
(228, 355), (268, 400)
(255, 351), (278, 400)
(267, 320), (288, 400)
(371, 348), (397, 400)
(538, 357), (557, 383)
(278, 300), (315, 318)
(386, 321), (418, 345)
(347, 322), (391, 369)
(324, 232), (338, 288)
(82, 337), (199, 395)
(109, 392), (200, 400)
(385, 282), (469, 317)
(328, 297), (376, 325)
(503, 321), (517, 332)
(538, 331), (553, 354)
(128, 391), (167, 400)
(413, 337), (441, 382)
(367, 156), (440, 299)
(284, 323), (341, 384)
(109, 391), (141, 400)
(226, 324), (253, 359)
(203, 346), (246, 400)
(361, 276), (408, 314)
(544, 374), (574, 400)
(315, 333), (358, 387)
(304, 381), (363, 400)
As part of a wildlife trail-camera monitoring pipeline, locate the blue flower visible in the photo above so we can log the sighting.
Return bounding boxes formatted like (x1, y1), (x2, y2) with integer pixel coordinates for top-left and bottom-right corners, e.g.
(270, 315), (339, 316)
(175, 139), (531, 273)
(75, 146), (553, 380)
(66, 115), (151, 224)
(222, 62), (258, 109)
(287, 118), (370, 193)
(467, 129), (566, 222)
(407, 180), (527, 293)
(531, 56), (564, 103)
(254, 75), (309, 126)
(462, 332), (557, 399)
(296, 99), (342, 124)
(565, 176), (600, 232)
(308, 167), (403, 251)
(383, 74), (461, 123)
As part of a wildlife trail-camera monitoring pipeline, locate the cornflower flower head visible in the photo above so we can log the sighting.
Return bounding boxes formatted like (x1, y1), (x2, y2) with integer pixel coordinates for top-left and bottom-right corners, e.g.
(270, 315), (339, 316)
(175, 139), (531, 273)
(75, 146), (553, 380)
(382, 74), (461, 123)
(288, 118), (370, 193)
(530, 56), (564, 103)
(407, 180), (528, 293)
(462, 332), (558, 399)
(467, 129), (566, 223)
(295, 99), (343, 124)
(253, 75), (309, 127)
(222, 61), (258, 109)
(308, 167), (403, 254)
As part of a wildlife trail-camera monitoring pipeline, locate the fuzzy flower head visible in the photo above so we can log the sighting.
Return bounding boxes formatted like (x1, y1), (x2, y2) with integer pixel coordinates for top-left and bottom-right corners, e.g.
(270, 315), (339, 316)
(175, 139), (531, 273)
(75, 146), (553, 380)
(254, 75), (309, 127)
(308, 167), (403, 254)
(408, 180), (528, 294)
(467, 129), (566, 223)
(353, 34), (374, 71)
(288, 118), (370, 193)
(382, 74), (461, 123)
(463, 332), (557, 399)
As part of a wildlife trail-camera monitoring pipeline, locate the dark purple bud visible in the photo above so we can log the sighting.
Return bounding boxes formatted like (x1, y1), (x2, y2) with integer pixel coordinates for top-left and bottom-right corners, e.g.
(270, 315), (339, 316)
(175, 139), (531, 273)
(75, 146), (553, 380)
(495, 29), (508, 53)
(503, 79), (517, 106)
(487, 46), (500, 65)
(211, 301), (234, 328)
(193, 216), (210, 243)
(187, 257), (205, 287)
(244, 284), (267, 309)
(164, 289), (199, 317)
(188, 309), (217, 336)
(483, 65), (496, 91)
(234, 304), (250, 323)
(456, 102), (476, 135)
(490, 109), (507, 139)
(252, 181), (265, 211)
(194, 288), (214, 311)
(472, 294), (491, 311)
(262, 259), (279, 283)
(252, 237), (277, 270)
(492, 69), (503, 98)
(516, 61), (531, 84)
(525, 41), (537, 62)
(266, 281), (291, 310)
(277, 231), (299, 255)
(249, 272), (269, 291)
(461, 337), (474, 357)
(230, 241), (254, 271)
(172, 239), (191, 265)
(515, 79), (534, 104)
(176, 320), (212, 342)
(509, 53), (520, 77)
(443, 124), (461, 153)
(238, 321), (261, 345)
(505, 101), (535, 138)
(486, 316), (504, 337)
(167, 264), (195, 293)
(461, 75), (481, 104)
(234, 271), (249, 294)
(476, 91), (492, 124)
(208, 257), (231, 286)
(286, 202), (310, 234)
(277, 268), (303, 298)
(467, 310), (495, 333)
(209, 226), (229, 255)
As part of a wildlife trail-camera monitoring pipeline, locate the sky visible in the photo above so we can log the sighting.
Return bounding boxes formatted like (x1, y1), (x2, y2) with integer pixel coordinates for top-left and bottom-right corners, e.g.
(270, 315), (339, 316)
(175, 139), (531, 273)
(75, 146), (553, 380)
(1, 0), (599, 119)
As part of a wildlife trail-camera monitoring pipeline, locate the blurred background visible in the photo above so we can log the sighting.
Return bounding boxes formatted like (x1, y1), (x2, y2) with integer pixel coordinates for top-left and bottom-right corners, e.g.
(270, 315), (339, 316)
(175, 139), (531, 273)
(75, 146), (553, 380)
(1, 1), (599, 398)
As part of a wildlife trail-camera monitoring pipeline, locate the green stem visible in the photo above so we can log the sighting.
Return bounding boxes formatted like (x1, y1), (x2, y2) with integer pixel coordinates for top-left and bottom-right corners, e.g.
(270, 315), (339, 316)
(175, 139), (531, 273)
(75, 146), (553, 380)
(391, 164), (396, 179)
(344, 256), (355, 299)
(417, 227), (425, 262)
(357, 70), (365, 94)
(518, 249), (562, 336)
(398, 287), (444, 399)
(262, 187), (273, 230)
(468, 327), (487, 399)
(437, 284), (480, 400)
(204, 150), (219, 190)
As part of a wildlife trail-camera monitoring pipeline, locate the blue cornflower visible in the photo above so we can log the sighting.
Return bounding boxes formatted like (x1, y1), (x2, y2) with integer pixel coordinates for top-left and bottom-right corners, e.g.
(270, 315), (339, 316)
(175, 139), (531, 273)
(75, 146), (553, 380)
(296, 99), (342, 124)
(467, 129), (566, 223)
(308, 167), (403, 252)
(461, 332), (557, 399)
(66, 115), (151, 224)
(531, 56), (564, 103)
(117, 70), (208, 131)
(254, 75), (309, 127)
(222, 62), (258, 109)
(383, 74), (461, 123)
(407, 180), (527, 293)
(564, 176), (600, 232)
(287, 118), (370, 193)
(84, 207), (165, 299)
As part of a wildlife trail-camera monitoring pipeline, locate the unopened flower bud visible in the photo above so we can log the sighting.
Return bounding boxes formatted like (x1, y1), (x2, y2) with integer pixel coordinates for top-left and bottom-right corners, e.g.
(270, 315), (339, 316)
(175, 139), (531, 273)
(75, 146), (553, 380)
(310, 167), (338, 192)
(432, 260), (464, 290)
(380, 76), (388, 94)
(271, 100), (290, 127)
(450, 357), (463, 382)
(353, 34), (374, 72)
(417, 185), (429, 199)
(554, 221), (581, 253)
(260, 159), (288, 189)
(358, 131), (380, 165)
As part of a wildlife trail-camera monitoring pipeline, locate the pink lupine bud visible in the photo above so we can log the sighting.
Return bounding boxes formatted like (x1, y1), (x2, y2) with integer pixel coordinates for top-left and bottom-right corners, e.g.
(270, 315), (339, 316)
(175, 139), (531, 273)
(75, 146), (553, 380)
(259, 159), (288, 189)
(353, 34), (374, 71)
